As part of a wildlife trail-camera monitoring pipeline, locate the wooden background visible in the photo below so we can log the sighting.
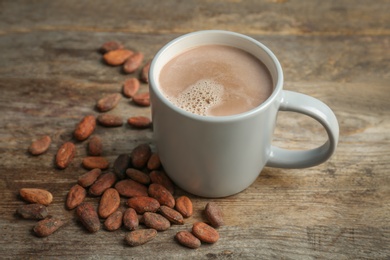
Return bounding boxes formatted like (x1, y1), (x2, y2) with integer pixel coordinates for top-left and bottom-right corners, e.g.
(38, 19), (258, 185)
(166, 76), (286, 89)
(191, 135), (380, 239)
(0, 0), (389, 259)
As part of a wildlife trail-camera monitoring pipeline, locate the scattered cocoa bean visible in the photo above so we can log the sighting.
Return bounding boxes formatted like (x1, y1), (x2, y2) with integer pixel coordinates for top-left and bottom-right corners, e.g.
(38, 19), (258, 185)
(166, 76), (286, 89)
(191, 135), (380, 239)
(127, 116), (151, 129)
(123, 208), (139, 231)
(82, 156), (109, 170)
(175, 196), (193, 218)
(77, 168), (102, 188)
(28, 135), (51, 155)
(98, 188), (120, 218)
(104, 210), (123, 231)
(114, 179), (148, 197)
(96, 93), (121, 112)
(131, 143), (151, 169)
(100, 41), (123, 53)
(143, 212), (170, 231)
(148, 183), (175, 208)
(88, 135), (103, 156)
(126, 168), (150, 185)
(147, 153), (161, 170)
(122, 78), (140, 98)
(205, 202), (224, 228)
(89, 172), (116, 196)
(97, 113), (123, 127)
(74, 115), (96, 141)
(55, 142), (76, 169)
(125, 229), (157, 247)
(158, 205), (184, 225)
(19, 188), (53, 206)
(33, 216), (65, 237)
(140, 61), (151, 83)
(192, 222), (219, 244)
(66, 184), (86, 210)
(16, 204), (48, 220)
(113, 154), (130, 180)
(123, 52), (144, 74)
(76, 202), (100, 233)
(127, 196), (160, 214)
(149, 171), (175, 194)
(175, 230), (201, 249)
(103, 49), (134, 66)
(132, 92), (150, 107)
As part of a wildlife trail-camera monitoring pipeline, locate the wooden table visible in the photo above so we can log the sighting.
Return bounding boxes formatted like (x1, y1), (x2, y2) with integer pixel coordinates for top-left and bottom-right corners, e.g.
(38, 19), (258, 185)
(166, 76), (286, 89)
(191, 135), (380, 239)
(1, 1), (389, 259)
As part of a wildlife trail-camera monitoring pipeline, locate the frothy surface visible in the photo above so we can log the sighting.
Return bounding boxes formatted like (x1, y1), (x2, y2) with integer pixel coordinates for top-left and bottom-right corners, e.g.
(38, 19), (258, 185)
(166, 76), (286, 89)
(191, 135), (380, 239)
(159, 45), (273, 116)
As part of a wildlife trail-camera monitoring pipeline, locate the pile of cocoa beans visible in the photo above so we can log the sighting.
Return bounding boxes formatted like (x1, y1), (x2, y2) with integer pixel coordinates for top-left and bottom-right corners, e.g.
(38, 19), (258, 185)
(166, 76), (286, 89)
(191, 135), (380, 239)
(17, 41), (224, 249)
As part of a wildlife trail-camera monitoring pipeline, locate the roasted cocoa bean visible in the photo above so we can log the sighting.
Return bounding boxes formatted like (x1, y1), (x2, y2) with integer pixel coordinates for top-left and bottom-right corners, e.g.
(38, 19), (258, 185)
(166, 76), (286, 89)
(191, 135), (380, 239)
(175, 196), (193, 218)
(140, 61), (151, 83)
(148, 183), (175, 208)
(88, 135), (103, 156)
(114, 179), (148, 197)
(100, 41), (123, 53)
(126, 168), (150, 185)
(97, 114), (123, 127)
(96, 93), (121, 112)
(33, 216), (65, 237)
(98, 188), (120, 218)
(122, 78), (140, 98)
(127, 116), (151, 129)
(76, 202), (100, 233)
(127, 196), (160, 214)
(147, 153), (161, 170)
(132, 92), (150, 107)
(16, 204), (48, 220)
(74, 115), (96, 141)
(103, 49), (134, 66)
(28, 135), (51, 155)
(19, 188), (53, 206)
(82, 156), (109, 170)
(123, 208), (139, 231)
(149, 171), (175, 194)
(143, 212), (170, 231)
(131, 144), (151, 169)
(113, 154), (130, 180)
(125, 229), (157, 247)
(55, 142), (76, 169)
(66, 184), (87, 210)
(123, 52), (144, 74)
(89, 172), (116, 196)
(175, 230), (201, 249)
(104, 210), (123, 231)
(192, 222), (219, 244)
(77, 168), (102, 188)
(158, 205), (184, 225)
(205, 202), (224, 228)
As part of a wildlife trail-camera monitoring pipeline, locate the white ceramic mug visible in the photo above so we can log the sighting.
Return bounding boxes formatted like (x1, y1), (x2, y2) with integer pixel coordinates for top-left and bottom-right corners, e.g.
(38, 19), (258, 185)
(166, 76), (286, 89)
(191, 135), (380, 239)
(149, 30), (339, 198)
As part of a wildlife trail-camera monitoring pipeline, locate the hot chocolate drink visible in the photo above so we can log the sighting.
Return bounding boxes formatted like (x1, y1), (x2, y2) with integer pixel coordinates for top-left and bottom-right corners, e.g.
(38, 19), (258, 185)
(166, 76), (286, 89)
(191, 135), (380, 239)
(159, 44), (273, 116)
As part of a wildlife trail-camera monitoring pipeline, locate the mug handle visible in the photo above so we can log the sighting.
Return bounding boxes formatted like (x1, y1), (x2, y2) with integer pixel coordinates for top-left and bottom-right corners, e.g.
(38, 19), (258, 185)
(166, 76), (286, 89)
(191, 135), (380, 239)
(266, 90), (339, 168)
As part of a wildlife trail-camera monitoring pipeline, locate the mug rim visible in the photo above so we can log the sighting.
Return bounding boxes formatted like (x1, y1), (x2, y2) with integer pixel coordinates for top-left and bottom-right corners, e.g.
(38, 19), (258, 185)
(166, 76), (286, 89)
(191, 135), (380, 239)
(149, 30), (284, 122)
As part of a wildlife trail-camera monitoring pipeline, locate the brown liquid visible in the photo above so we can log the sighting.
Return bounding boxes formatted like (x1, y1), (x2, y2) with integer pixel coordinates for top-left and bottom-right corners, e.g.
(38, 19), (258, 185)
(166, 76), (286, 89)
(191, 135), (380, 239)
(159, 45), (273, 116)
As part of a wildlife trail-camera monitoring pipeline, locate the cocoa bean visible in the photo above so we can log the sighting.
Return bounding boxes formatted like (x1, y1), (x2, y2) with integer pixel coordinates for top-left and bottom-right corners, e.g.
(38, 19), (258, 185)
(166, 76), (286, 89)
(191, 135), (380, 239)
(104, 210), (123, 231)
(127, 116), (151, 129)
(19, 188), (53, 206)
(126, 168), (150, 185)
(149, 171), (175, 194)
(123, 208), (139, 231)
(28, 135), (51, 155)
(33, 216), (65, 237)
(97, 114), (123, 127)
(147, 153), (161, 170)
(143, 212), (170, 231)
(125, 229), (157, 247)
(96, 93), (121, 112)
(55, 142), (76, 169)
(175, 230), (201, 249)
(76, 202), (100, 233)
(88, 135), (103, 156)
(100, 41), (123, 53)
(131, 144), (151, 169)
(77, 168), (101, 188)
(192, 222), (219, 244)
(82, 156), (109, 170)
(114, 179), (148, 197)
(89, 172), (116, 196)
(122, 78), (140, 98)
(175, 196), (193, 218)
(16, 204), (48, 220)
(103, 49), (134, 66)
(113, 154), (130, 180)
(74, 115), (96, 141)
(132, 92), (150, 107)
(127, 196), (160, 214)
(66, 184), (86, 210)
(148, 183), (175, 208)
(123, 52), (144, 74)
(98, 188), (120, 218)
(158, 205), (184, 225)
(205, 202), (224, 228)
(140, 61), (151, 83)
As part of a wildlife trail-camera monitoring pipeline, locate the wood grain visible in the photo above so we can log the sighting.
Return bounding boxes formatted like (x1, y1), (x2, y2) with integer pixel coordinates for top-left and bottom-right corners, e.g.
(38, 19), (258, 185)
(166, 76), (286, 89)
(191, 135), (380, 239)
(0, 0), (389, 259)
